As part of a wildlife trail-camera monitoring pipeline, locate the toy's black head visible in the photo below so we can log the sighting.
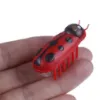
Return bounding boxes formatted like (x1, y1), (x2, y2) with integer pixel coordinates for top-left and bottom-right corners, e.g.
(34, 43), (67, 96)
(64, 24), (84, 37)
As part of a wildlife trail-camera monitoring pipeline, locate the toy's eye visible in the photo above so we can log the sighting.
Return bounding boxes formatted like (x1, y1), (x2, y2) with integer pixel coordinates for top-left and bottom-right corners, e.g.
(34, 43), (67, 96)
(75, 29), (82, 37)
(71, 25), (83, 36)
(34, 57), (41, 66)
(45, 53), (54, 62)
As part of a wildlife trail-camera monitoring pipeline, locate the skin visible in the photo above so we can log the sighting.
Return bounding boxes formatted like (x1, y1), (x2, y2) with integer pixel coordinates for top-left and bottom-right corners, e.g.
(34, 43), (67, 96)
(0, 36), (93, 100)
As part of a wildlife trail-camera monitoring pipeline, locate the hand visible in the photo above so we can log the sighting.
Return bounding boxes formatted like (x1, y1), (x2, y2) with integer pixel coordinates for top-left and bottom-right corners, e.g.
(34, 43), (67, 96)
(0, 36), (93, 100)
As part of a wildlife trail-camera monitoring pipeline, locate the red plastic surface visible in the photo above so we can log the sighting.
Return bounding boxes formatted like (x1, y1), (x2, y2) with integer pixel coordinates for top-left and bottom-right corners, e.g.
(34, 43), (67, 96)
(32, 23), (88, 80)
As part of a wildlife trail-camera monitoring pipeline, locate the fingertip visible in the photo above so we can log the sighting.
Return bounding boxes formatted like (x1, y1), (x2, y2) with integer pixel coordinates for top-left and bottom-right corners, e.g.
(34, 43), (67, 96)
(76, 59), (93, 76)
(65, 94), (76, 100)
(50, 94), (76, 100)
(67, 59), (94, 85)
(79, 47), (93, 61)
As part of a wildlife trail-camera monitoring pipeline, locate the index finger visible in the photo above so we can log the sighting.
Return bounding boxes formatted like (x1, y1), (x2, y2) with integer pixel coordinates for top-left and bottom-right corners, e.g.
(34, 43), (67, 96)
(0, 59), (93, 100)
(0, 36), (52, 70)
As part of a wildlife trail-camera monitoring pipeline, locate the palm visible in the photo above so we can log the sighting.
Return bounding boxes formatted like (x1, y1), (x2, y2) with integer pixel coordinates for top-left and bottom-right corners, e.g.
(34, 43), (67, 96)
(0, 36), (93, 100)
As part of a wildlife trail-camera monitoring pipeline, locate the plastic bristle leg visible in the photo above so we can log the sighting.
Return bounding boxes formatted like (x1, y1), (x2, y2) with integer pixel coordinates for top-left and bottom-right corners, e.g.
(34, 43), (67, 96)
(76, 47), (78, 58)
(58, 66), (62, 76)
(67, 57), (70, 67)
(72, 52), (74, 63)
(62, 61), (66, 71)
(53, 69), (57, 80)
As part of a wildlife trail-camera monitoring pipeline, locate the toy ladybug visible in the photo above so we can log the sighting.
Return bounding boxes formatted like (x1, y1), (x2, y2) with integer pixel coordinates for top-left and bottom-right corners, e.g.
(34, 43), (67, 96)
(33, 21), (89, 80)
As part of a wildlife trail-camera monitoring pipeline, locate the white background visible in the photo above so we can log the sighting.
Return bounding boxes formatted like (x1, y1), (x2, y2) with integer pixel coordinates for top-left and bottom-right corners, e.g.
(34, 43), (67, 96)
(0, 0), (99, 100)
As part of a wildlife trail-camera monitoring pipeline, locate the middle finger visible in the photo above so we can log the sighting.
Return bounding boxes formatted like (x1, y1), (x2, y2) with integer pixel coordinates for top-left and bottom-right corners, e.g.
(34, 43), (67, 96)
(0, 59), (93, 100)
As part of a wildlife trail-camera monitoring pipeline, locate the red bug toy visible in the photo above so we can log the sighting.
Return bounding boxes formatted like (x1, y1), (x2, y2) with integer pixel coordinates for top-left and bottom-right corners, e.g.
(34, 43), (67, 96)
(33, 21), (89, 80)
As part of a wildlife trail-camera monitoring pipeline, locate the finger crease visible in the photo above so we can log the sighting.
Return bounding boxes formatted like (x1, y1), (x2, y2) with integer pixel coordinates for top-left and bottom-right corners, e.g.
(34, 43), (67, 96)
(0, 48), (11, 70)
